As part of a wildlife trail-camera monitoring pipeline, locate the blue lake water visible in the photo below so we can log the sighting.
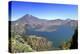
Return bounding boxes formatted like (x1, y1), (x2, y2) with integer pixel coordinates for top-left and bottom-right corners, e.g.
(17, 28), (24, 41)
(25, 25), (75, 48)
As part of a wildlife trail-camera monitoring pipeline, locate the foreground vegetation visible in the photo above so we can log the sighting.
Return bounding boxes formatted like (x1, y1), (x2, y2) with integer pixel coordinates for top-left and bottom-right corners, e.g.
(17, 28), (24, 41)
(9, 28), (78, 53)
(9, 32), (54, 53)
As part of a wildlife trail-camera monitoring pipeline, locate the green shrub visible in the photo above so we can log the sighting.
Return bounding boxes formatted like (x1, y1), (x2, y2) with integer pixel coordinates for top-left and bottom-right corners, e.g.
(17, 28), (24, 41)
(10, 34), (33, 53)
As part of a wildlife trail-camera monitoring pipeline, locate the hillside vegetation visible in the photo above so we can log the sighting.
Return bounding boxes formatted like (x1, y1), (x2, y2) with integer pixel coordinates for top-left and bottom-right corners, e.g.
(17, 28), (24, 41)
(9, 32), (53, 53)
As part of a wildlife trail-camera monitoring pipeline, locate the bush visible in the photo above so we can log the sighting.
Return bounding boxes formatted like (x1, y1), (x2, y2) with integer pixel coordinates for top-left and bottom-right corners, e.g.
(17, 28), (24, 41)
(10, 34), (33, 53)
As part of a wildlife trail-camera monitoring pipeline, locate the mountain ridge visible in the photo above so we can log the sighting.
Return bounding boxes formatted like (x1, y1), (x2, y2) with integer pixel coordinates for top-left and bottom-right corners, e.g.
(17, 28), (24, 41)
(11, 14), (77, 33)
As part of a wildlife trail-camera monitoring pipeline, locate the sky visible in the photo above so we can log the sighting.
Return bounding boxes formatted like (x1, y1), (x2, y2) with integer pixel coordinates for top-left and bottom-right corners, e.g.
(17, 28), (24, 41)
(9, 1), (78, 21)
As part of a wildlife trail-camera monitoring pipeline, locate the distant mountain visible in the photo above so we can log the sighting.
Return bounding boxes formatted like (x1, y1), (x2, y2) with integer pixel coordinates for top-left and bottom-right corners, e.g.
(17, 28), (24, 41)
(11, 14), (77, 34)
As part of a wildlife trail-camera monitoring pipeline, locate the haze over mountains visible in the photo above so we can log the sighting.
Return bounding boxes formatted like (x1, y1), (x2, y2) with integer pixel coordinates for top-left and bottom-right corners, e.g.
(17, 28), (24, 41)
(11, 14), (78, 47)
